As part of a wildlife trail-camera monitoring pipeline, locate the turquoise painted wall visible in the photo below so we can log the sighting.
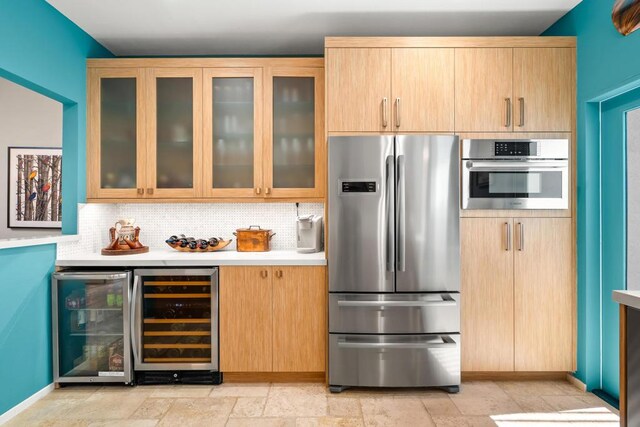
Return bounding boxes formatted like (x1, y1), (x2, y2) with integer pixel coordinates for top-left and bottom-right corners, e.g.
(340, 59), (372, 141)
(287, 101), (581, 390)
(0, 0), (112, 415)
(544, 0), (640, 397)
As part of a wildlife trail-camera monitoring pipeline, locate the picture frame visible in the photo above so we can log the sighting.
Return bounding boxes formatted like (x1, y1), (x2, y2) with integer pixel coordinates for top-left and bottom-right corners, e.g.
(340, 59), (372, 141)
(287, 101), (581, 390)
(8, 147), (62, 229)
(612, 0), (640, 36)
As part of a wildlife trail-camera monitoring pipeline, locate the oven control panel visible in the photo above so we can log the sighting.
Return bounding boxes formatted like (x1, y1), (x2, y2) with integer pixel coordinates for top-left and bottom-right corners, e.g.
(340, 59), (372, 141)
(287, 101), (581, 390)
(494, 141), (535, 156)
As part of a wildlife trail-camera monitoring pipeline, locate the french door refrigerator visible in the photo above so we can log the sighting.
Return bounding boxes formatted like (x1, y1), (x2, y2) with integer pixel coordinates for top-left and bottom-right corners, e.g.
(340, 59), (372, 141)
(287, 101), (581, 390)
(328, 135), (460, 392)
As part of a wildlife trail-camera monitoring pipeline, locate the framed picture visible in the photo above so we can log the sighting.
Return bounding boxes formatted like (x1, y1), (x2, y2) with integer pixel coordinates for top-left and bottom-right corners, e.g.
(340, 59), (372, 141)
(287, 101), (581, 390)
(8, 147), (62, 229)
(612, 0), (640, 36)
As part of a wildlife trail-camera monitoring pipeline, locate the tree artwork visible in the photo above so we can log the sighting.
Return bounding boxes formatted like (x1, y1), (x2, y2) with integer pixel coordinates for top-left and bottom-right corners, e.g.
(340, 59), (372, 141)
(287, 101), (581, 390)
(8, 147), (62, 228)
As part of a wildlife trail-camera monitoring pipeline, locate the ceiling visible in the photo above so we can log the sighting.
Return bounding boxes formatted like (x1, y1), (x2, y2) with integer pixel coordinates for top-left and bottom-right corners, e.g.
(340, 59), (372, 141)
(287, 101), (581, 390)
(47, 0), (582, 56)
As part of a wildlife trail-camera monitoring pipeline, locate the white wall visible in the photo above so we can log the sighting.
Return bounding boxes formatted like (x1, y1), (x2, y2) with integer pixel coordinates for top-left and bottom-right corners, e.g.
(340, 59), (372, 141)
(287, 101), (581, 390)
(0, 77), (63, 239)
(628, 108), (640, 291)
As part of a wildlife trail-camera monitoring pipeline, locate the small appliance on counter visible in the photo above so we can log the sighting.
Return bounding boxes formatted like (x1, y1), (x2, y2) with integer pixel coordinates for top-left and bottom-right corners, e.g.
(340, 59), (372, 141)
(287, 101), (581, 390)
(234, 226), (275, 252)
(102, 219), (149, 255)
(296, 214), (323, 253)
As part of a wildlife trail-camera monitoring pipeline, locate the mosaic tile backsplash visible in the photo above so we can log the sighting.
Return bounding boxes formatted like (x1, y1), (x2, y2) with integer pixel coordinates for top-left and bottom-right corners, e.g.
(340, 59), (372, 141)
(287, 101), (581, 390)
(57, 202), (324, 258)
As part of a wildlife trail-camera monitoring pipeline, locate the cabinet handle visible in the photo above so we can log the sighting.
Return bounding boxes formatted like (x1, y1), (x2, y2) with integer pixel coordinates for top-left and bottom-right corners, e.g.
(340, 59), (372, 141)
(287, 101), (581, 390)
(504, 222), (511, 251)
(265, 187), (271, 195)
(255, 187), (262, 195)
(137, 188), (144, 196)
(518, 222), (524, 251)
(275, 270), (283, 278)
(518, 97), (525, 127)
(395, 98), (401, 128)
(260, 270), (268, 279)
(147, 188), (154, 195)
(505, 98), (512, 128)
(382, 97), (388, 128)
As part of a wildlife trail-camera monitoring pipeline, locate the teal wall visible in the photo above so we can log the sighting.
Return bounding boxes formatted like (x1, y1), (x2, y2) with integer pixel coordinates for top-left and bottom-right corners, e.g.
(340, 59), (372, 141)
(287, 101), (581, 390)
(0, 0), (112, 415)
(544, 0), (640, 397)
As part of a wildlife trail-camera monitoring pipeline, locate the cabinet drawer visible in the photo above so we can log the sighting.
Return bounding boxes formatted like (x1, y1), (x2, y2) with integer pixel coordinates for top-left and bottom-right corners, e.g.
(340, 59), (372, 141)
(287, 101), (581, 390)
(329, 334), (460, 387)
(329, 293), (459, 334)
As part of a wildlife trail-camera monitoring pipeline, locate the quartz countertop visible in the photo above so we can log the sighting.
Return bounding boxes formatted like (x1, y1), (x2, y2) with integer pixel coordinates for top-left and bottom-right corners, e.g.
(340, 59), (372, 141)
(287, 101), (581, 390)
(613, 290), (640, 311)
(56, 248), (327, 267)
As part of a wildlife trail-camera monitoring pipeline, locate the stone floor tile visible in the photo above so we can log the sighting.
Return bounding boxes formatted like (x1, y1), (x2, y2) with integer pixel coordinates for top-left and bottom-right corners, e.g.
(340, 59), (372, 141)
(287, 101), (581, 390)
(155, 397), (235, 426)
(230, 397), (267, 417)
(129, 398), (173, 419)
(509, 395), (556, 412)
(263, 392), (328, 417)
(210, 383), (271, 397)
(296, 417), (364, 426)
(496, 380), (568, 397)
(450, 395), (522, 416)
(148, 385), (213, 398)
(327, 397), (361, 417)
(360, 397), (435, 426)
(226, 418), (296, 427)
(88, 420), (158, 427)
(422, 397), (461, 416)
(59, 394), (147, 420)
(431, 416), (497, 427)
(4, 398), (87, 425)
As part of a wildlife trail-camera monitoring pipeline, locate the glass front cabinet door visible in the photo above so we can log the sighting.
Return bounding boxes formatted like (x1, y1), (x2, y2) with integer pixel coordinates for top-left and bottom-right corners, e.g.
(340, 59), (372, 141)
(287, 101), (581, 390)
(202, 68), (263, 198)
(87, 68), (146, 199)
(146, 68), (203, 198)
(52, 272), (133, 384)
(264, 67), (325, 198)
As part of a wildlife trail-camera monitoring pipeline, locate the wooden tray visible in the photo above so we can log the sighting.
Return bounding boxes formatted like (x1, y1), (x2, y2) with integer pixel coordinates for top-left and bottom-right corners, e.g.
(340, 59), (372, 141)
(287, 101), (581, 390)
(101, 246), (149, 256)
(166, 240), (232, 253)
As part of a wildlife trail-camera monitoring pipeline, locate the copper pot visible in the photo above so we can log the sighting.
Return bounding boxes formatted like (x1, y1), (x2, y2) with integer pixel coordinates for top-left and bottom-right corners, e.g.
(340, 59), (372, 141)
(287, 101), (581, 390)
(233, 226), (276, 252)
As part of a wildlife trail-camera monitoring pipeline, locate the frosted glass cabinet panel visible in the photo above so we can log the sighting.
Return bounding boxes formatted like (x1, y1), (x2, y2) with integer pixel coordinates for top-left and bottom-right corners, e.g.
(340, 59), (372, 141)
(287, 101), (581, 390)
(265, 68), (324, 198)
(203, 68), (263, 197)
(272, 77), (315, 189)
(88, 68), (145, 199)
(147, 69), (202, 198)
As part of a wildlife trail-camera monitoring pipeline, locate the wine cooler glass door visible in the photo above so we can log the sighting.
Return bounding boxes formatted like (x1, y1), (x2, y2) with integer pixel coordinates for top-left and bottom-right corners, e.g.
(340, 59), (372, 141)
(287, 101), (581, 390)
(132, 268), (218, 371)
(52, 272), (132, 384)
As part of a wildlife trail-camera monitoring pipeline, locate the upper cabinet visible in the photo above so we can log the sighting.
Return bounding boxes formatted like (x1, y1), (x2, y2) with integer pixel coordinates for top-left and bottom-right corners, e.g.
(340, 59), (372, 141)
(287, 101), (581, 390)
(87, 59), (324, 202)
(87, 68), (146, 199)
(513, 48), (575, 132)
(455, 48), (513, 132)
(326, 47), (455, 132)
(455, 47), (574, 132)
(326, 48), (391, 132)
(325, 39), (575, 134)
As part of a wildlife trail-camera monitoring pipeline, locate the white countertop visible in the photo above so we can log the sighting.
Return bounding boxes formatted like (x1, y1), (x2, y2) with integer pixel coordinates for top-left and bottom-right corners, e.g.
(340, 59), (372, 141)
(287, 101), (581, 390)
(613, 290), (640, 310)
(56, 248), (326, 267)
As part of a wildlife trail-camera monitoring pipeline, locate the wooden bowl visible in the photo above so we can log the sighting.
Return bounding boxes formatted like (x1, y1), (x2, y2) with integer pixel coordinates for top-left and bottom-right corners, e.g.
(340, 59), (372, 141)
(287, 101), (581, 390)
(166, 239), (232, 252)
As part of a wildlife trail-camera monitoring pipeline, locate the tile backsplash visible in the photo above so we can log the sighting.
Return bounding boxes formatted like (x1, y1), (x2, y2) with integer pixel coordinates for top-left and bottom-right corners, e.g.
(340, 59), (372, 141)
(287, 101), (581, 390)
(57, 202), (323, 258)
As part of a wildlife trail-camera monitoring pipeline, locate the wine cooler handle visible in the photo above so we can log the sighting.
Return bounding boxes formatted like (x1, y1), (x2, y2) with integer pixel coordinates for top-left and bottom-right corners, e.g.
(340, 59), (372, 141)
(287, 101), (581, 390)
(130, 275), (141, 365)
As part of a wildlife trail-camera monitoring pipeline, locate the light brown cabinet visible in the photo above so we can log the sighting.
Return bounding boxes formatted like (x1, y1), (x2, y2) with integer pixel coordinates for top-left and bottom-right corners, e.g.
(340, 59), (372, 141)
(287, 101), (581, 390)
(461, 217), (574, 372)
(326, 47), (455, 132)
(87, 58), (325, 202)
(455, 47), (574, 132)
(219, 265), (326, 373)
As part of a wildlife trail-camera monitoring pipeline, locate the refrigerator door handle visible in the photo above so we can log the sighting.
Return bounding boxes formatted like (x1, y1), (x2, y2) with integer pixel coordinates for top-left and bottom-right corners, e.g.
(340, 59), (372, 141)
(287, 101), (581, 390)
(52, 272), (128, 281)
(337, 300), (457, 308)
(385, 155), (395, 273)
(130, 275), (141, 366)
(337, 336), (457, 350)
(396, 155), (406, 272)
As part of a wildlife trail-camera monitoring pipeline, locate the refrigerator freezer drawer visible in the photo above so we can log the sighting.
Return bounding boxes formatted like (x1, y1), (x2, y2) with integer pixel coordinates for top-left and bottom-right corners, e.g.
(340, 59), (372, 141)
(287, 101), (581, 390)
(329, 334), (461, 388)
(329, 293), (460, 334)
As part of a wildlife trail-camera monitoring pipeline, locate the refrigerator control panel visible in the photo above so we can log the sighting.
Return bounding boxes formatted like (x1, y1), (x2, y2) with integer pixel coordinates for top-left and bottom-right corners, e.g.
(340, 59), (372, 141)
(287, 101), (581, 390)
(341, 181), (377, 193)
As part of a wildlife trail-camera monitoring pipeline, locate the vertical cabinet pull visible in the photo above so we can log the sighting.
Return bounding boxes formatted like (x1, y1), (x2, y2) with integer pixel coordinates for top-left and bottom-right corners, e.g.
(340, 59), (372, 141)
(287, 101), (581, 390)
(505, 98), (512, 128)
(382, 97), (388, 128)
(275, 270), (283, 278)
(504, 222), (511, 251)
(260, 270), (268, 279)
(265, 187), (271, 195)
(255, 187), (262, 195)
(147, 188), (154, 195)
(518, 97), (525, 127)
(518, 222), (524, 251)
(137, 188), (144, 196)
(395, 98), (401, 128)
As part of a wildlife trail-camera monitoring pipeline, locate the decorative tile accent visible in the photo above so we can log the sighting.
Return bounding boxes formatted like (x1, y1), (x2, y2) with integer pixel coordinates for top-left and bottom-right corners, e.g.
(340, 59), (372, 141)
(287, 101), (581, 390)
(57, 203), (323, 258)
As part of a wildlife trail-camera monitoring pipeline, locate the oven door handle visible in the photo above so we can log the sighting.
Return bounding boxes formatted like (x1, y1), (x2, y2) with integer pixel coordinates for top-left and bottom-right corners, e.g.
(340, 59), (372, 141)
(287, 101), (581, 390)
(466, 160), (568, 170)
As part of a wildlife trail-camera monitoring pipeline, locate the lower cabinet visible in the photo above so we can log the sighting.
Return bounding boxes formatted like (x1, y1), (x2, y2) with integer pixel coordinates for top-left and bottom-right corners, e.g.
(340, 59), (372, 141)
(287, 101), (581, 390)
(220, 265), (326, 372)
(461, 217), (574, 372)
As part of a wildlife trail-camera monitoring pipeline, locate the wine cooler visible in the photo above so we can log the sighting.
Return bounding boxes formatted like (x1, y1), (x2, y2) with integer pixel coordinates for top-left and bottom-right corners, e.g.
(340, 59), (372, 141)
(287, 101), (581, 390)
(131, 268), (220, 384)
(52, 271), (133, 384)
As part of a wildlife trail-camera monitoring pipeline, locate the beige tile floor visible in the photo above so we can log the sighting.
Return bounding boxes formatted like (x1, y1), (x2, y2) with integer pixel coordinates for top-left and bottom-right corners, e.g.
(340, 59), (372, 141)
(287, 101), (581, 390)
(5, 380), (620, 426)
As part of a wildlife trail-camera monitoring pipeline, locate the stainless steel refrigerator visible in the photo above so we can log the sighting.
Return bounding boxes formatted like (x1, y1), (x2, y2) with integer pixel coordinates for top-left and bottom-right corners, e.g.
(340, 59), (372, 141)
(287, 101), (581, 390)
(328, 135), (460, 393)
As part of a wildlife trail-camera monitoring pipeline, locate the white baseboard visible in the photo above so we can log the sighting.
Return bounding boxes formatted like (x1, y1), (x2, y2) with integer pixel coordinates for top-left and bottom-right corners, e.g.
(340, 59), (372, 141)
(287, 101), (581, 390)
(566, 373), (587, 392)
(0, 383), (54, 425)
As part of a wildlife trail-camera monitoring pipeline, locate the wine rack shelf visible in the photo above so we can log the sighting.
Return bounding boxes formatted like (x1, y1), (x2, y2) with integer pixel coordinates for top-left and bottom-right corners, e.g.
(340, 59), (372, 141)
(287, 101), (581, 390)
(144, 358), (211, 363)
(144, 318), (211, 324)
(144, 281), (211, 286)
(144, 331), (210, 336)
(144, 293), (211, 299)
(144, 344), (212, 349)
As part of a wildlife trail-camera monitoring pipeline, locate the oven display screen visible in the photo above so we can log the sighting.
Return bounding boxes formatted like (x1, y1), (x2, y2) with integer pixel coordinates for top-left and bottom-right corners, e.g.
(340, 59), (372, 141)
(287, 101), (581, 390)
(495, 141), (534, 156)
